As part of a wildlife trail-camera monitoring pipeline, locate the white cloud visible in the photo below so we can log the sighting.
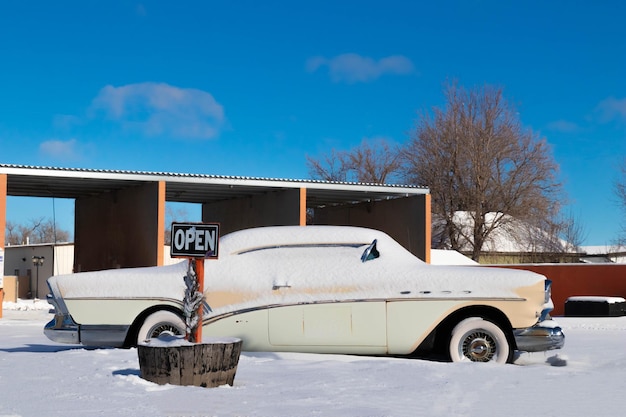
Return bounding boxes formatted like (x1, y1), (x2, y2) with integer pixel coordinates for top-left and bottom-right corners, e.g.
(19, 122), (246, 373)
(595, 97), (626, 123)
(90, 82), (225, 140)
(306, 53), (415, 83)
(39, 138), (81, 161)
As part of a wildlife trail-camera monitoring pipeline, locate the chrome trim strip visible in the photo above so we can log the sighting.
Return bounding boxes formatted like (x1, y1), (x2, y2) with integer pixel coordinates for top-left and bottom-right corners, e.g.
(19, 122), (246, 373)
(59, 296), (183, 304)
(538, 307), (552, 322)
(46, 282), (72, 316)
(544, 280), (552, 304)
(238, 243), (367, 255)
(203, 297), (525, 325)
(80, 325), (130, 347)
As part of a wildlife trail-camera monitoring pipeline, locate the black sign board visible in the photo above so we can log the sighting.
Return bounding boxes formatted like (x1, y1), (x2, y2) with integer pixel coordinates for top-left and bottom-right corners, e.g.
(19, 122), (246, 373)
(170, 223), (220, 258)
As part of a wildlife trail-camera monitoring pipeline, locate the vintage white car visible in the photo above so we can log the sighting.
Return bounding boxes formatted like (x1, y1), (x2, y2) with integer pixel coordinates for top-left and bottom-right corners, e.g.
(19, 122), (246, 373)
(44, 226), (564, 363)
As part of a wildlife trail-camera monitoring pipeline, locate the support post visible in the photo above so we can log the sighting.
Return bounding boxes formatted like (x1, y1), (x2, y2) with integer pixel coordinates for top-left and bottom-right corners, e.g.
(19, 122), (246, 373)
(194, 258), (204, 342)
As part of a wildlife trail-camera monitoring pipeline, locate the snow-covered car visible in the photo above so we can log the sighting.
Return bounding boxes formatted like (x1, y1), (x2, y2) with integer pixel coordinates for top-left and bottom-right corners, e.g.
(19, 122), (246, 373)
(44, 226), (564, 363)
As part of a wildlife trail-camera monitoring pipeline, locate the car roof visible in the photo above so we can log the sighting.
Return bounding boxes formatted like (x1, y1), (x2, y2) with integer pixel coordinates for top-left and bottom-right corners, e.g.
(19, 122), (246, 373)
(220, 226), (391, 255)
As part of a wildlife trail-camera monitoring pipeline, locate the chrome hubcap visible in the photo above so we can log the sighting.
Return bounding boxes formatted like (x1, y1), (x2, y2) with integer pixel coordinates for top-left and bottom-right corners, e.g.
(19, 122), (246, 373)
(462, 331), (496, 362)
(149, 323), (183, 339)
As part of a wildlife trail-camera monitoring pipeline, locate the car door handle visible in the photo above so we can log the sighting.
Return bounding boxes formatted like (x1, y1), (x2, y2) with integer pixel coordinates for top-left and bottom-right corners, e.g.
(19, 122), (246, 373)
(272, 281), (292, 290)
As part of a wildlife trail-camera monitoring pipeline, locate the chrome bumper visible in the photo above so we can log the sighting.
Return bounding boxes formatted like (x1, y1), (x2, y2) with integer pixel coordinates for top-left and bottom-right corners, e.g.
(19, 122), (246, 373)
(514, 320), (565, 353)
(44, 313), (80, 344)
(44, 294), (80, 344)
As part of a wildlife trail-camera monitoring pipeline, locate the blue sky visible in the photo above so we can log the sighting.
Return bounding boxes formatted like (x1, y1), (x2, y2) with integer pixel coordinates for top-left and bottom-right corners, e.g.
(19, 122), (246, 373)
(1, 1), (625, 246)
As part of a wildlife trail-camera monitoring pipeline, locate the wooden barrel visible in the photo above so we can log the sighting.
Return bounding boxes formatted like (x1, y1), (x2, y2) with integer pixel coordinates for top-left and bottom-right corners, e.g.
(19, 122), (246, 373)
(137, 337), (243, 388)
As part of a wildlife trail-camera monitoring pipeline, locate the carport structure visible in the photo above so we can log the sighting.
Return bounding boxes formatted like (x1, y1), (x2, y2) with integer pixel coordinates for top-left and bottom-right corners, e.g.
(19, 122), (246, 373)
(0, 164), (430, 273)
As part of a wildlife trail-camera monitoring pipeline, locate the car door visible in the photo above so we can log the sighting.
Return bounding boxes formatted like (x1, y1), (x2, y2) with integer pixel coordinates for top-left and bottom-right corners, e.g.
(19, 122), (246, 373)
(268, 301), (387, 351)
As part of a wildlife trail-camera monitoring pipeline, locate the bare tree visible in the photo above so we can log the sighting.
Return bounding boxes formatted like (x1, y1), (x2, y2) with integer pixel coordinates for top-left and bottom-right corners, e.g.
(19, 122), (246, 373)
(4, 221), (20, 245)
(557, 213), (587, 253)
(403, 82), (563, 261)
(306, 148), (351, 182)
(5, 218), (71, 245)
(164, 204), (191, 245)
(616, 159), (626, 244)
(307, 138), (403, 184)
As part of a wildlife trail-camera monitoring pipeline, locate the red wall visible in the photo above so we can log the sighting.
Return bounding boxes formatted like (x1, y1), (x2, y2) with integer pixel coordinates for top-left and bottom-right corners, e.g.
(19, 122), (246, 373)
(494, 264), (626, 316)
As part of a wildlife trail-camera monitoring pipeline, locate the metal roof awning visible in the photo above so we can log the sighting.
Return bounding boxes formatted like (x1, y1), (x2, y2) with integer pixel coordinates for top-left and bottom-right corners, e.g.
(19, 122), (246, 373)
(0, 164), (429, 207)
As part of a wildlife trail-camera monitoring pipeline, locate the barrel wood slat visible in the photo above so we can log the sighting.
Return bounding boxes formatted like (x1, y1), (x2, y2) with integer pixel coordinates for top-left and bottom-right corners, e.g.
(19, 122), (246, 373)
(138, 338), (242, 388)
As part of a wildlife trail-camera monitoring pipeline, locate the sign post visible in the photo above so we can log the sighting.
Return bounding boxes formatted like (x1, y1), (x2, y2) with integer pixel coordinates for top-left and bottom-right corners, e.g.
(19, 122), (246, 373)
(170, 222), (219, 342)
(140, 222), (242, 388)
(193, 257), (204, 342)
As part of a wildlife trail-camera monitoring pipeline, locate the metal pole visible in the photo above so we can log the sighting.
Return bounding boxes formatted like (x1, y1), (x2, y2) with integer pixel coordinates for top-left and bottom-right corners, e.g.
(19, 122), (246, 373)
(32, 256), (44, 299)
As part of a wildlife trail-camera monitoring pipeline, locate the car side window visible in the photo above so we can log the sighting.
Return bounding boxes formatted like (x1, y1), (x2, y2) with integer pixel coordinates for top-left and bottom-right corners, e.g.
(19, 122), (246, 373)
(361, 239), (380, 262)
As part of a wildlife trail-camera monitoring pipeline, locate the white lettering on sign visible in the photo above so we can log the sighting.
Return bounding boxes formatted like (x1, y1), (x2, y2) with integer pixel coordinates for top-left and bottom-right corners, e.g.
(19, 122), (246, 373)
(173, 227), (216, 251)
(170, 223), (220, 258)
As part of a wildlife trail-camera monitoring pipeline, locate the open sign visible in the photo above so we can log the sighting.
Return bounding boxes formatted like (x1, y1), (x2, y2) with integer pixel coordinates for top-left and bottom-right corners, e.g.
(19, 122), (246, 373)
(170, 223), (220, 258)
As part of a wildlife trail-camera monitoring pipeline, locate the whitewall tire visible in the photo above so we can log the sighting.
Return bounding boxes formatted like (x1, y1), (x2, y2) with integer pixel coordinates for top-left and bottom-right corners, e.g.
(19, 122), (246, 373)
(449, 317), (511, 364)
(137, 310), (186, 344)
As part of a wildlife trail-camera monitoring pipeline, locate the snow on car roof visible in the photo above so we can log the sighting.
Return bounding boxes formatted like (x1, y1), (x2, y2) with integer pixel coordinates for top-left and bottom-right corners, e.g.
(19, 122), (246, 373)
(49, 226), (546, 303)
(219, 225), (398, 255)
(430, 249), (478, 265)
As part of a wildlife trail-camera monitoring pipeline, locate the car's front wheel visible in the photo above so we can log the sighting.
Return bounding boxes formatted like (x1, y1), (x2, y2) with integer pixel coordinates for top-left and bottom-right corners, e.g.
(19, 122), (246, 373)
(137, 310), (186, 344)
(448, 317), (511, 363)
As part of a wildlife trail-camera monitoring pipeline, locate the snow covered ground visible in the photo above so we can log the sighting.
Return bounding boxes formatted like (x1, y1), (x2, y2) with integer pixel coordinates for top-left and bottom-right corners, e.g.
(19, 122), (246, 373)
(1, 300), (625, 417)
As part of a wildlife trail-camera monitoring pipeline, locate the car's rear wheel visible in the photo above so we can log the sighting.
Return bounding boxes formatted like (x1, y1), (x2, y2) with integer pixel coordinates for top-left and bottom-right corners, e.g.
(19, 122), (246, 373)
(137, 310), (186, 344)
(448, 317), (511, 363)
